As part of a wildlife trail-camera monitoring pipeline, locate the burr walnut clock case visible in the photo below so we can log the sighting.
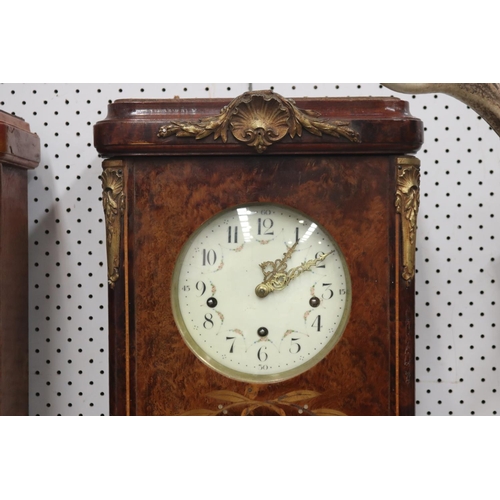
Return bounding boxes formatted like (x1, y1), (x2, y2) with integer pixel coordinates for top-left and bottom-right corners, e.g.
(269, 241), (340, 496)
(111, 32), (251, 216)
(94, 91), (423, 416)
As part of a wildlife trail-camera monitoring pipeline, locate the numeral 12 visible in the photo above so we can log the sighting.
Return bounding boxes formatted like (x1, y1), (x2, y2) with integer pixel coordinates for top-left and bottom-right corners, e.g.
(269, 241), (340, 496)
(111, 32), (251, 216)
(257, 218), (274, 236)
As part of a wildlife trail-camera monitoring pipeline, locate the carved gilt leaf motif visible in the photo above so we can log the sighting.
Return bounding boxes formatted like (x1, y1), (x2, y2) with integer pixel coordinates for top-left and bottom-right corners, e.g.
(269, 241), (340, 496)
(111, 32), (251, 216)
(158, 90), (360, 153)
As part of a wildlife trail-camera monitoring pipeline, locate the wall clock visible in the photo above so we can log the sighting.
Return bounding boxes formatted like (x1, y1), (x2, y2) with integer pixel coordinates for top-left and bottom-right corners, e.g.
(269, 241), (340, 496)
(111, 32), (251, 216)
(94, 90), (423, 416)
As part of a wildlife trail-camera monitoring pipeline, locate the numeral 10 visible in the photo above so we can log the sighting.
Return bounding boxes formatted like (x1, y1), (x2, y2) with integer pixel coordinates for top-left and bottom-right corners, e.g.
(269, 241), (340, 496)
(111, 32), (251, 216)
(202, 249), (217, 266)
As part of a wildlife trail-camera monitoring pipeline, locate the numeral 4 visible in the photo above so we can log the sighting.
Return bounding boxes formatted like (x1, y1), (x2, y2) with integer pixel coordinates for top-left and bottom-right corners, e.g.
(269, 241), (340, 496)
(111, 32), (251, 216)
(311, 315), (322, 332)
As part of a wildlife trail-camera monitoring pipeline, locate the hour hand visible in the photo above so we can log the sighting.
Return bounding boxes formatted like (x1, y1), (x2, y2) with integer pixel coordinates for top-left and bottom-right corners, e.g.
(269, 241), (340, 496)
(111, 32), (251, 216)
(255, 248), (332, 298)
(258, 241), (298, 280)
(255, 241), (298, 298)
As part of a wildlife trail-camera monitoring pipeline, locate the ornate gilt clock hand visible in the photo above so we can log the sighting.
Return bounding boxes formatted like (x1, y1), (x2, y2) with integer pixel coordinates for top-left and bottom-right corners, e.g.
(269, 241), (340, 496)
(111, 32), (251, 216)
(287, 251), (333, 281)
(258, 241), (298, 280)
(255, 250), (333, 298)
(255, 241), (298, 298)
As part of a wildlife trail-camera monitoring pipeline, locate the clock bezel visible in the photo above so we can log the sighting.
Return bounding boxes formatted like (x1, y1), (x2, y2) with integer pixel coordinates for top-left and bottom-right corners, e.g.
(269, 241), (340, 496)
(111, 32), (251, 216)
(170, 201), (352, 384)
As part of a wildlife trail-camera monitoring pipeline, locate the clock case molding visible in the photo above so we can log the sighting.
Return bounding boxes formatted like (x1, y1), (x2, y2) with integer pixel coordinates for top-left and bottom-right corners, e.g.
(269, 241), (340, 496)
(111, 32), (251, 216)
(94, 91), (423, 416)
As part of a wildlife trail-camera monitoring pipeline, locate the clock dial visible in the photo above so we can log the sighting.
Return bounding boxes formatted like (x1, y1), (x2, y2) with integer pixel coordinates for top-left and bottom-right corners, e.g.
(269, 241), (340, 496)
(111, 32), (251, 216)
(171, 203), (352, 383)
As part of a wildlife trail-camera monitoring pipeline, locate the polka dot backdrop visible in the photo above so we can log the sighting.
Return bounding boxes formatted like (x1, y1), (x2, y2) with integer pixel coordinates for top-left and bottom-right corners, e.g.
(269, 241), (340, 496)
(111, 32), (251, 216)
(1, 83), (498, 415)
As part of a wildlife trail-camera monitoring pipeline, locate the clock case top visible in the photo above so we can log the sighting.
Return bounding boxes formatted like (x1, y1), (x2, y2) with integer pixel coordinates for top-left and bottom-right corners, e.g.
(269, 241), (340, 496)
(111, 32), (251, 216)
(94, 92), (424, 416)
(94, 93), (422, 156)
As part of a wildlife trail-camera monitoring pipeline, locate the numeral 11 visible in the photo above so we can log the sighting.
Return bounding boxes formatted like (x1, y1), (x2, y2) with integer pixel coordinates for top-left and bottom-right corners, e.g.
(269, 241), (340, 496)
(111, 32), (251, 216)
(228, 226), (238, 244)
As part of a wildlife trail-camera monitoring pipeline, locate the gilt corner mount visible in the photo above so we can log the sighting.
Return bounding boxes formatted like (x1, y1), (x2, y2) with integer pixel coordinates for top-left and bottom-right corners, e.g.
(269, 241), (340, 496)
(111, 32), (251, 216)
(157, 90), (361, 153)
(101, 164), (125, 288)
(396, 157), (421, 284)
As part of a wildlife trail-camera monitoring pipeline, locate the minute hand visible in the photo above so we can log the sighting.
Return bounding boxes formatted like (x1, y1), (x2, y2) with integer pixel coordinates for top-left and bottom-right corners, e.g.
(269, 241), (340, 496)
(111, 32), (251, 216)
(286, 251), (333, 282)
(255, 251), (332, 298)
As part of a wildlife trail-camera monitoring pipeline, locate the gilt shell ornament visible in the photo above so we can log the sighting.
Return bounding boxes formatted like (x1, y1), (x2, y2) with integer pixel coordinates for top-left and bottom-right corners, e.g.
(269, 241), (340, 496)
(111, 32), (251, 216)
(158, 90), (360, 153)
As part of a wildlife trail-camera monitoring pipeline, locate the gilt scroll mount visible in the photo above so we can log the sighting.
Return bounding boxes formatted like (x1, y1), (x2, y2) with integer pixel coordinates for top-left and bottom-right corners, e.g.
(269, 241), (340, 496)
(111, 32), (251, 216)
(101, 163), (126, 288)
(157, 90), (360, 153)
(396, 157), (421, 284)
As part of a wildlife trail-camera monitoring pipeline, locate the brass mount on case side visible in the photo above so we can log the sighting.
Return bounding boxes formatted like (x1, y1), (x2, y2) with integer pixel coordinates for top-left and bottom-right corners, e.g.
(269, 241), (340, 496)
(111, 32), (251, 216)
(101, 163), (125, 288)
(395, 156), (421, 283)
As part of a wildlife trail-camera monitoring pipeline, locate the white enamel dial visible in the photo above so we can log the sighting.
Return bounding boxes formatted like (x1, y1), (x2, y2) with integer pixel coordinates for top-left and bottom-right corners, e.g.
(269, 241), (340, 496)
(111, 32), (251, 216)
(171, 203), (351, 383)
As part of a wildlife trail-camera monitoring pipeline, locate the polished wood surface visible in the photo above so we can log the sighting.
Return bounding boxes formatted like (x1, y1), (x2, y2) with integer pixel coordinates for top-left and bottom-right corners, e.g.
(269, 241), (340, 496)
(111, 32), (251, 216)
(0, 110), (40, 169)
(0, 111), (39, 415)
(133, 155), (405, 415)
(95, 95), (423, 416)
(94, 96), (423, 156)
